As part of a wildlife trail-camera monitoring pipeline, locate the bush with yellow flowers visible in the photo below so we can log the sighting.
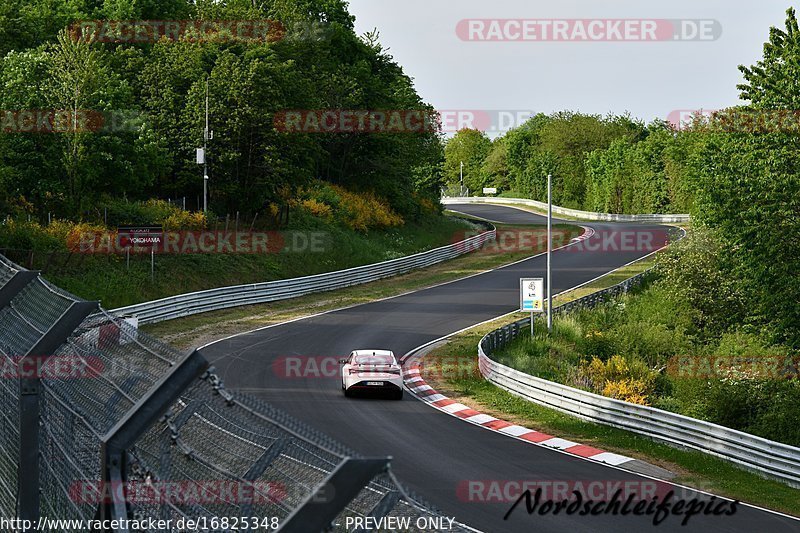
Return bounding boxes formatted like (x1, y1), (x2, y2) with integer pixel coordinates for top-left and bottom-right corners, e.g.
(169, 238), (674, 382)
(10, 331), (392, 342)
(295, 181), (405, 231)
(300, 198), (334, 220)
(161, 210), (208, 231)
(575, 354), (657, 405)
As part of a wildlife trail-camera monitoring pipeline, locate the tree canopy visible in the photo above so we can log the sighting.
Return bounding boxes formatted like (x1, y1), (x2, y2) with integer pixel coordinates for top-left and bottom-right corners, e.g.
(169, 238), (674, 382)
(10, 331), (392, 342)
(0, 0), (444, 220)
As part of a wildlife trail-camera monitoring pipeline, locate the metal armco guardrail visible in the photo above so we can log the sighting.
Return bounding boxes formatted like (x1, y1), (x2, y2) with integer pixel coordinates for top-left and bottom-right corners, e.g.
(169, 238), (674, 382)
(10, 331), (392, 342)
(113, 222), (496, 324)
(441, 196), (691, 223)
(477, 272), (800, 487)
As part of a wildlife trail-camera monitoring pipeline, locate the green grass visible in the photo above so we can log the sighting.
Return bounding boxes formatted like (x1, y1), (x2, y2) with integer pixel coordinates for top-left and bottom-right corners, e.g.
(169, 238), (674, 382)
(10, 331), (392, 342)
(491, 263), (800, 448)
(423, 327), (800, 516)
(26, 215), (476, 309)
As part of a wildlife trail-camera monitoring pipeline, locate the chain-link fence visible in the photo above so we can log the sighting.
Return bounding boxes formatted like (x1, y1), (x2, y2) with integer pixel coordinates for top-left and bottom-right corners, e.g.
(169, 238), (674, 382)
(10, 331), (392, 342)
(0, 254), (470, 532)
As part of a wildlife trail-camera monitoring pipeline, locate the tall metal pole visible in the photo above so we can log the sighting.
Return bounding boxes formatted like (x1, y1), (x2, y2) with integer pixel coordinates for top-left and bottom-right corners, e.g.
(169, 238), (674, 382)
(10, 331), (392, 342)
(460, 161), (464, 196)
(547, 173), (553, 333)
(203, 78), (209, 214)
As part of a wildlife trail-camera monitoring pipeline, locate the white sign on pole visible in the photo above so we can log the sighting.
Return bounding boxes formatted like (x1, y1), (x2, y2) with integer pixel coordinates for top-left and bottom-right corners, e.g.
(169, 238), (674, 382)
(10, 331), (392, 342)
(483, 187), (498, 195)
(520, 278), (544, 313)
(196, 148), (205, 164)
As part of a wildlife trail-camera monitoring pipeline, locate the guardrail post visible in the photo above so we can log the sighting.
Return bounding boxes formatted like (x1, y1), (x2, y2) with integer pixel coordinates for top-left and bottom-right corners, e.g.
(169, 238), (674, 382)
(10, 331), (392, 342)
(277, 457), (390, 533)
(18, 299), (99, 523)
(0, 270), (39, 309)
(239, 438), (290, 518)
(354, 490), (401, 533)
(94, 349), (209, 532)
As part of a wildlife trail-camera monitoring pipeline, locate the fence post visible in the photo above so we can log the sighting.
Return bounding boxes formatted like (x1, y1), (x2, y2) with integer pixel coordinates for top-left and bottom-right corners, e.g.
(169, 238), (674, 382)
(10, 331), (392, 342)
(94, 349), (208, 531)
(354, 490), (402, 533)
(18, 300), (98, 523)
(239, 439), (291, 518)
(277, 457), (390, 533)
(0, 270), (39, 309)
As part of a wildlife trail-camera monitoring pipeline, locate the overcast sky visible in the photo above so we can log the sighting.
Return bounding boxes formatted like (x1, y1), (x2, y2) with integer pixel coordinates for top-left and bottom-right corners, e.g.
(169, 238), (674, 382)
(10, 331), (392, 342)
(346, 0), (789, 132)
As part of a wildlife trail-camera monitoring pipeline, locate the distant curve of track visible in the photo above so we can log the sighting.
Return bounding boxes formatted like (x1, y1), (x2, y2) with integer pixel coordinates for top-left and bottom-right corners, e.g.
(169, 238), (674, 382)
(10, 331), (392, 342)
(201, 204), (797, 532)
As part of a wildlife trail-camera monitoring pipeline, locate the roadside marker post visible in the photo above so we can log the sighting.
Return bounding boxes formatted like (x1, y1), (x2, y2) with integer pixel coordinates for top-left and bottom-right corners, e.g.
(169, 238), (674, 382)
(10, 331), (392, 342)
(520, 278), (545, 338)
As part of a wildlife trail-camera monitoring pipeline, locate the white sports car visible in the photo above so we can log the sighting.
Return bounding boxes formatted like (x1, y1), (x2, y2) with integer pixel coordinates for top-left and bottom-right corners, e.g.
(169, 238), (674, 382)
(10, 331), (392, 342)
(340, 350), (404, 400)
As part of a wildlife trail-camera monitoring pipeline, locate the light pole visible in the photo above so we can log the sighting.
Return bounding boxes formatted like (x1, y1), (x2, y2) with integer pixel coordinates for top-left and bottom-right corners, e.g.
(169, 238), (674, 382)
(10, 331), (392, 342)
(203, 78), (209, 214)
(460, 161), (464, 196)
(547, 173), (553, 333)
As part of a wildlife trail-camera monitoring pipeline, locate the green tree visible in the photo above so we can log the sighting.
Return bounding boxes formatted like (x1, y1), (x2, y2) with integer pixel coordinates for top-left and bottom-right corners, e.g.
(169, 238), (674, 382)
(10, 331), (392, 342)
(480, 137), (510, 191)
(444, 129), (491, 193)
(687, 8), (800, 346)
(500, 112), (643, 208)
(584, 123), (683, 215)
(738, 7), (800, 108)
(504, 113), (550, 196)
(692, 130), (800, 346)
(0, 0), (445, 222)
(46, 30), (107, 213)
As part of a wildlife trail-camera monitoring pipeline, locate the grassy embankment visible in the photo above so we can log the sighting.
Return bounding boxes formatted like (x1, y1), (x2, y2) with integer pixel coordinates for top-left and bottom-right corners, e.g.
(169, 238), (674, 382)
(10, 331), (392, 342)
(36, 215), (476, 309)
(420, 253), (800, 516)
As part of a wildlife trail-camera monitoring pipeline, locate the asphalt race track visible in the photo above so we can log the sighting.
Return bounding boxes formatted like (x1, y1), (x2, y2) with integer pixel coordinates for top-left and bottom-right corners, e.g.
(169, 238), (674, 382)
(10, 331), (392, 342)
(201, 204), (798, 532)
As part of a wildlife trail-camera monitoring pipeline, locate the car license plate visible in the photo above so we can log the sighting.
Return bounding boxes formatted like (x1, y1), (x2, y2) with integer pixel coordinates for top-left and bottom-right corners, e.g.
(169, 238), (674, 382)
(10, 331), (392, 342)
(366, 381), (384, 386)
